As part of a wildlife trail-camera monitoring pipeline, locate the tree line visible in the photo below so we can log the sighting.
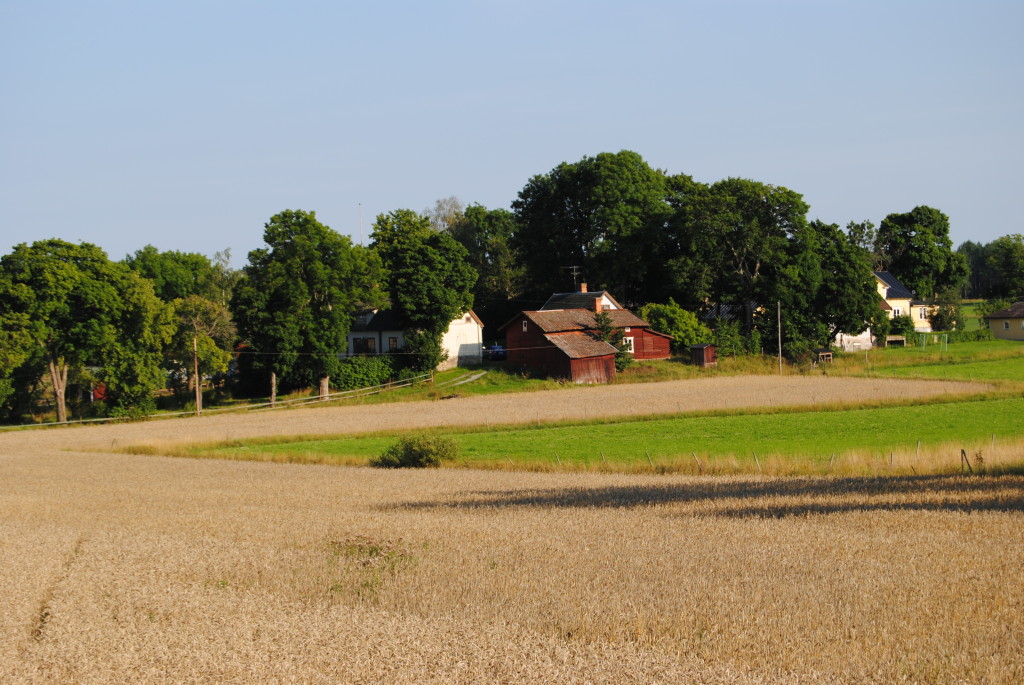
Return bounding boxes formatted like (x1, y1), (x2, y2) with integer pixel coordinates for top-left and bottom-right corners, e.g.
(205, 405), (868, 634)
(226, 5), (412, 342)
(2, 149), (1020, 423)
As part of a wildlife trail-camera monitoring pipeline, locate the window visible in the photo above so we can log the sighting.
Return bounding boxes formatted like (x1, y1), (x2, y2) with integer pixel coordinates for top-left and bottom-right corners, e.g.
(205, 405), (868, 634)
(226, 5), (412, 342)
(892, 308), (901, 317)
(352, 337), (377, 354)
(522, 320), (528, 332)
(624, 336), (635, 353)
(365, 337), (376, 353)
(388, 337), (398, 352)
(1004, 321), (1011, 330)
(919, 308), (927, 320)
(624, 327), (630, 332)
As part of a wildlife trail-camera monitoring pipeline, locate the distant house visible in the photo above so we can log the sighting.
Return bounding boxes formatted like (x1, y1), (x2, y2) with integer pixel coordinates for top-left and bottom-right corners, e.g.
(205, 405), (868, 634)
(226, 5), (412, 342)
(988, 302), (1024, 341)
(874, 271), (935, 332)
(346, 309), (484, 370)
(498, 284), (671, 383)
(835, 272), (935, 351)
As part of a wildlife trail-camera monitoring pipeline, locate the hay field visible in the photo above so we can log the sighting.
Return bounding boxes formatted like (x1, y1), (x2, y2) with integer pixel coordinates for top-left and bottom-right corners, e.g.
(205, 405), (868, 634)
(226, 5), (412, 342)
(2, 375), (1022, 683)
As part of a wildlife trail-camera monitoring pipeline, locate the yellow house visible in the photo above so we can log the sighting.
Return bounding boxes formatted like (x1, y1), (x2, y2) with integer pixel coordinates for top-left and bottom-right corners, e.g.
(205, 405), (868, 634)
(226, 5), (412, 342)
(875, 271), (935, 332)
(988, 302), (1024, 341)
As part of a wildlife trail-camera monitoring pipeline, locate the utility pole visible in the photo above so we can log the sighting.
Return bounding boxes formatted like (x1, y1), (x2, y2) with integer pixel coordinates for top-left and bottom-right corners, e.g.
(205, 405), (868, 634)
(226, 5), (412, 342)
(193, 335), (202, 416)
(777, 301), (783, 376)
(561, 266), (582, 290)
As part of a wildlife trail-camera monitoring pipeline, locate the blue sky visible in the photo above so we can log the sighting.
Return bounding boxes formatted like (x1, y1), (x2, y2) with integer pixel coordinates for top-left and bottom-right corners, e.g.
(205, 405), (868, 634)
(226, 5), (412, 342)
(2, 0), (1021, 265)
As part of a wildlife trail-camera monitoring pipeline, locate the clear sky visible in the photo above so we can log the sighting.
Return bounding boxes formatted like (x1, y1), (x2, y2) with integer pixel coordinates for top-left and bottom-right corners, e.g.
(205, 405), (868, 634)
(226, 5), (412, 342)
(2, 0), (1021, 266)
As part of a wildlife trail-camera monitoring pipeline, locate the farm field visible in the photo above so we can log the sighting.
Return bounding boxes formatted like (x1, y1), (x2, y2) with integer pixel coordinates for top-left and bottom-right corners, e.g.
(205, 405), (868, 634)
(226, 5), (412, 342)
(0, 379), (1022, 683)
(218, 397), (1024, 473)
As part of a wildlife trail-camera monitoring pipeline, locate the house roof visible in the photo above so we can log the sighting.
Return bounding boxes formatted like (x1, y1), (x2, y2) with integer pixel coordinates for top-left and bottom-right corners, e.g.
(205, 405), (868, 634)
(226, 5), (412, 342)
(874, 271), (915, 300)
(351, 309), (482, 333)
(502, 308), (649, 333)
(988, 302), (1024, 319)
(540, 290), (624, 311)
(544, 332), (618, 359)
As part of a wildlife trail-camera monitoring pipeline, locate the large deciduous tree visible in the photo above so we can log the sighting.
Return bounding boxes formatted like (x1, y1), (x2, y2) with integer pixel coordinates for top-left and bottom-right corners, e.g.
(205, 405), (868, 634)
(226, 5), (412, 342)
(230, 210), (384, 402)
(876, 206), (967, 300)
(0, 240), (171, 422)
(511, 150), (671, 303)
(986, 234), (1024, 299)
(371, 209), (476, 372)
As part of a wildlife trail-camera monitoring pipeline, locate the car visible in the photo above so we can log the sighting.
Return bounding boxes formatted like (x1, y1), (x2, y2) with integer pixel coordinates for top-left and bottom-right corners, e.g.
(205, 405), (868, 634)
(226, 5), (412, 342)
(485, 345), (507, 361)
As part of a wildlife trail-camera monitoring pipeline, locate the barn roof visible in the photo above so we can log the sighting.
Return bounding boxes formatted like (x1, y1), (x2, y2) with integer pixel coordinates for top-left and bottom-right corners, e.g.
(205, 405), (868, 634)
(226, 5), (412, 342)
(540, 290), (624, 311)
(988, 302), (1024, 318)
(506, 308), (648, 333)
(544, 332), (618, 359)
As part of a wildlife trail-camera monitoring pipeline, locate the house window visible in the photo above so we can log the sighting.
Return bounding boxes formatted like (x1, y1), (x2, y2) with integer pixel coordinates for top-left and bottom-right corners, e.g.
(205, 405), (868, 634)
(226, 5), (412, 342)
(624, 336), (635, 353)
(1004, 321), (1011, 330)
(624, 327), (630, 332)
(892, 308), (901, 317)
(522, 320), (528, 333)
(919, 308), (927, 320)
(365, 337), (376, 353)
(388, 337), (398, 352)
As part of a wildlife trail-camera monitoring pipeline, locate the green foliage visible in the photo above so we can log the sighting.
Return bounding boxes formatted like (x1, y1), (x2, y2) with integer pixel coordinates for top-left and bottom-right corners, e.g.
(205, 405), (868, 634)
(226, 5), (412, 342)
(638, 300), (711, 351)
(371, 209), (477, 372)
(370, 434), (458, 468)
(449, 204), (524, 319)
(593, 310), (633, 371)
(511, 150), (671, 301)
(0, 239), (172, 421)
(945, 328), (993, 343)
(927, 289), (963, 332)
(334, 355), (396, 391)
(986, 234), (1024, 299)
(889, 315), (917, 338)
(977, 298), (1014, 323)
(877, 206), (967, 300)
(231, 210), (385, 392)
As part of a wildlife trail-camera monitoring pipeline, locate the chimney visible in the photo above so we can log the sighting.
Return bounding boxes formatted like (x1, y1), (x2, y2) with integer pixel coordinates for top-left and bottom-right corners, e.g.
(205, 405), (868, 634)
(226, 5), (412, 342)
(594, 297), (602, 313)
(579, 282), (588, 293)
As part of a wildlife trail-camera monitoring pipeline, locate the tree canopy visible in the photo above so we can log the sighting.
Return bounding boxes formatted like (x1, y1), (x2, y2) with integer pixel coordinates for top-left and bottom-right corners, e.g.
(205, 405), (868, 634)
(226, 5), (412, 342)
(371, 209), (477, 371)
(0, 239), (171, 421)
(230, 210), (384, 399)
(876, 206), (967, 300)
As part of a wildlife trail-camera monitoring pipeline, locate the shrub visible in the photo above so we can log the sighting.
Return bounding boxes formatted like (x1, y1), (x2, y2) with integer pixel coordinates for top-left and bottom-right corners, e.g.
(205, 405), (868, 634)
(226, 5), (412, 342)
(334, 355), (396, 391)
(638, 300), (712, 352)
(889, 315), (916, 338)
(370, 435), (458, 468)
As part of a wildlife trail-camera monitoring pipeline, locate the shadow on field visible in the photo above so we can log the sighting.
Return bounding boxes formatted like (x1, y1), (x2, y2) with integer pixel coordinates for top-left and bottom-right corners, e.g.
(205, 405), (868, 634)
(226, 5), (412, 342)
(392, 475), (1024, 518)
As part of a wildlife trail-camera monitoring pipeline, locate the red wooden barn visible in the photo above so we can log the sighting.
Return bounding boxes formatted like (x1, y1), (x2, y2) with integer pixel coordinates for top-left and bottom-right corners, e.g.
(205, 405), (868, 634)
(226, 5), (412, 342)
(499, 286), (671, 383)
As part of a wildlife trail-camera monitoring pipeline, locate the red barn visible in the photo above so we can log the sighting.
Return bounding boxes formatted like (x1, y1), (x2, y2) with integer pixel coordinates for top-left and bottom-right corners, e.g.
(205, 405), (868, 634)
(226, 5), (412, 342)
(498, 287), (671, 383)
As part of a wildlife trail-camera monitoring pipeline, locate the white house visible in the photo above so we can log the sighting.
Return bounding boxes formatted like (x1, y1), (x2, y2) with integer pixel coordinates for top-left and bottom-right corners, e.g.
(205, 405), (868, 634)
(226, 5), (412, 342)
(835, 272), (935, 351)
(346, 309), (484, 370)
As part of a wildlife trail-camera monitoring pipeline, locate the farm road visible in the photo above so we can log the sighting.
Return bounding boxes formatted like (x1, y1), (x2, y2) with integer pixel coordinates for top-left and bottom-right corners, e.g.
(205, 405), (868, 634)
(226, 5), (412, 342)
(0, 375), (991, 455)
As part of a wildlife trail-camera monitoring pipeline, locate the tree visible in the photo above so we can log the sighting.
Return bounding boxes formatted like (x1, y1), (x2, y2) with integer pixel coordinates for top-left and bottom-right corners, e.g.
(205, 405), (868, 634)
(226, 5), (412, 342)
(986, 234), (1024, 299)
(448, 204), (524, 329)
(230, 210), (384, 402)
(809, 220), (880, 343)
(846, 220), (885, 270)
(637, 300), (711, 352)
(0, 240), (171, 422)
(511, 150), (672, 303)
(958, 240), (996, 299)
(876, 206), (967, 300)
(371, 209), (477, 372)
(167, 295), (235, 413)
(593, 310), (632, 371)
(424, 196), (465, 233)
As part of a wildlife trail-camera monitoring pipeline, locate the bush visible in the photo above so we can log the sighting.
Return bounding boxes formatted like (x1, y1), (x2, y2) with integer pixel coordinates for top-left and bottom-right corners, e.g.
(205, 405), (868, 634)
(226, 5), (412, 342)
(638, 300), (712, 352)
(946, 328), (993, 343)
(370, 435), (458, 468)
(334, 355), (396, 391)
(889, 315), (916, 338)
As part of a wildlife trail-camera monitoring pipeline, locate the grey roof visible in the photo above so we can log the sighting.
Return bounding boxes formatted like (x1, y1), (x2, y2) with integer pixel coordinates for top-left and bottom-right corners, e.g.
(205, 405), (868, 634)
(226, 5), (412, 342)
(874, 271), (915, 300)
(988, 302), (1024, 318)
(350, 309), (404, 333)
(540, 291), (624, 311)
(544, 332), (618, 359)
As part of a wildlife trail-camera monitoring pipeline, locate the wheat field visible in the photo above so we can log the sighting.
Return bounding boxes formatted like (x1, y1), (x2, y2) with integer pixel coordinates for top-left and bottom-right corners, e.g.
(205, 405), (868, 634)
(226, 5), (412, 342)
(2, 376), (1022, 683)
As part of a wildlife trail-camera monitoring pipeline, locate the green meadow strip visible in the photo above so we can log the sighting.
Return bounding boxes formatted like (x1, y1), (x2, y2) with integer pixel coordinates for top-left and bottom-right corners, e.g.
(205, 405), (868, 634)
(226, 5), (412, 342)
(204, 397), (1024, 467)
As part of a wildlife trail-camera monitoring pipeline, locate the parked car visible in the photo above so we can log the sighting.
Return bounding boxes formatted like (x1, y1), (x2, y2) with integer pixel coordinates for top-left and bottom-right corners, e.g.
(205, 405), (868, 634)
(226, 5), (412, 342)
(485, 345), (507, 361)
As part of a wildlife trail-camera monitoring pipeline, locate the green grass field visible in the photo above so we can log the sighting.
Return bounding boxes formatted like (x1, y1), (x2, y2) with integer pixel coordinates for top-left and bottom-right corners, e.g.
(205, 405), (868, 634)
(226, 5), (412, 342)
(211, 396), (1023, 468)
(177, 339), (1024, 473)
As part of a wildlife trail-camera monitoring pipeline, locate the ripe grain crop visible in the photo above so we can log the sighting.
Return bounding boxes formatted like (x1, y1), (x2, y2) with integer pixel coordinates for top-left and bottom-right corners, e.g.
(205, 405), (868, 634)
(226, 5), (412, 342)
(2, 375), (1021, 683)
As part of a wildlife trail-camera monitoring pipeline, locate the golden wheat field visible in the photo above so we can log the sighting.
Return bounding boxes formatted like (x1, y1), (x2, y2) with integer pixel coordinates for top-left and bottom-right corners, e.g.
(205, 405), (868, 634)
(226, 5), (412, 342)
(2, 376), (1022, 684)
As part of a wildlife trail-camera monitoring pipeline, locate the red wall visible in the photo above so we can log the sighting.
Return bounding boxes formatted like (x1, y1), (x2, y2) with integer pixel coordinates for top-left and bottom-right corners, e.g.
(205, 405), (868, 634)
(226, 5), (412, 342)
(626, 329), (671, 360)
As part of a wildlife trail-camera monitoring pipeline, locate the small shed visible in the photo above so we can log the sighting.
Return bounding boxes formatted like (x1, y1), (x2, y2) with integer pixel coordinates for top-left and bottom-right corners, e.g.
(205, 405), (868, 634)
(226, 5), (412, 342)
(690, 344), (718, 367)
(812, 348), (833, 364)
